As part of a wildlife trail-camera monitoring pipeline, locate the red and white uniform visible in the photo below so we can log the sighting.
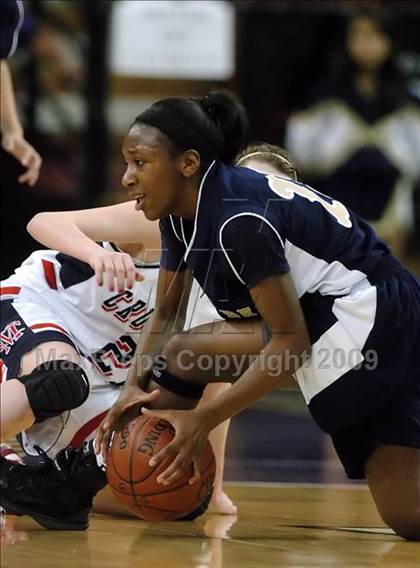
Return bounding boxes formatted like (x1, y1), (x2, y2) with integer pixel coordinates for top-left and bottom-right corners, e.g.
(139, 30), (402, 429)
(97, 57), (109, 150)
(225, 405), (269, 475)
(0, 243), (220, 457)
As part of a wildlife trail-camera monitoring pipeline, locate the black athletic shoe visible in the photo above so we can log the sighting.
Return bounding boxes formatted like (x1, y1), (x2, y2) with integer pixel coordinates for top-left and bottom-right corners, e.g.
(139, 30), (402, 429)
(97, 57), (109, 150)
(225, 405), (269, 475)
(0, 443), (105, 531)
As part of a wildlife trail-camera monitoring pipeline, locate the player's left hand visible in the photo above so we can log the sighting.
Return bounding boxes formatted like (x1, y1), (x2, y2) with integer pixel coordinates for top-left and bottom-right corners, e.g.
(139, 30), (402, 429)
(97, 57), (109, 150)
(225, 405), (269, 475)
(2, 133), (42, 186)
(141, 406), (211, 486)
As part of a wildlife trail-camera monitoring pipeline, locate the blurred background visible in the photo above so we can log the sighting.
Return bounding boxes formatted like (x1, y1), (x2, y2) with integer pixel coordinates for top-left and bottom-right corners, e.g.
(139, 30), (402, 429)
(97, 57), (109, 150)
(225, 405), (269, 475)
(1, 0), (420, 484)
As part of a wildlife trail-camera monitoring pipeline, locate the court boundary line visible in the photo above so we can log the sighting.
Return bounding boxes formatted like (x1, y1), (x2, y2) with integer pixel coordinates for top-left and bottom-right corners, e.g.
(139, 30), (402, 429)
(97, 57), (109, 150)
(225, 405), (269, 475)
(224, 480), (367, 489)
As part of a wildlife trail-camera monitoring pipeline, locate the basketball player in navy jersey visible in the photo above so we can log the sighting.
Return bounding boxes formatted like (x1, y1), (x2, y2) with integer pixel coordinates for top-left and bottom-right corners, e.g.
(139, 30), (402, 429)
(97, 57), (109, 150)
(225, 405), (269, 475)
(2, 92), (420, 539)
(96, 92), (420, 540)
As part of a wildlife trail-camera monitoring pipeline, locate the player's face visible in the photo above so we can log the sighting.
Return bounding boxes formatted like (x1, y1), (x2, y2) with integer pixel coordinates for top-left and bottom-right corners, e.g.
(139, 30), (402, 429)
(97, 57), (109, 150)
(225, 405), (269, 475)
(347, 16), (390, 71)
(121, 124), (183, 221)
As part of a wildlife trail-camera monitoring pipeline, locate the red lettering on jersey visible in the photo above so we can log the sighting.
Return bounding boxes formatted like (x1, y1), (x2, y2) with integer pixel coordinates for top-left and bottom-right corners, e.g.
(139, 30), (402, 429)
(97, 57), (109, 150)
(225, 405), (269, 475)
(102, 291), (133, 311)
(0, 321), (25, 355)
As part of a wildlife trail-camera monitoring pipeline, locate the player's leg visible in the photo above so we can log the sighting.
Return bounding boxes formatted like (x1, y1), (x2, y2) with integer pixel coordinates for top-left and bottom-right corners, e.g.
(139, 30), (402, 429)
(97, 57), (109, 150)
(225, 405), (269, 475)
(1, 341), (84, 441)
(0, 320), (262, 528)
(365, 445), (420, 541)
(0, 319), (288, 529)
(146, 318), (296, 400)
(332, 373), (420, 541)
(143, 319), (297, 516)
(0, 373), (121, 529)
(93, 485), (133, 516)
(0, 380), (34, 442)
(199, 383), (237, 515)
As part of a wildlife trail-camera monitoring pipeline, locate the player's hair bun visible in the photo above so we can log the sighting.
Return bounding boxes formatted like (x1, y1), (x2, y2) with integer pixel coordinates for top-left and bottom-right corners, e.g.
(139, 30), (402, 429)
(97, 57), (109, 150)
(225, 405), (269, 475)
(197, 90), (249, 163)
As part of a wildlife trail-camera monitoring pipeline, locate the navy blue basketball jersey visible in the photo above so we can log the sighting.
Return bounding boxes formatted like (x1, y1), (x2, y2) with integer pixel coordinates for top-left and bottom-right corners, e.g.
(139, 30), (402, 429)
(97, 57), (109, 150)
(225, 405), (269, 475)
(160, 160), (393, 319)
(0, 0), (24, 58)
(159, 161), (420, 431)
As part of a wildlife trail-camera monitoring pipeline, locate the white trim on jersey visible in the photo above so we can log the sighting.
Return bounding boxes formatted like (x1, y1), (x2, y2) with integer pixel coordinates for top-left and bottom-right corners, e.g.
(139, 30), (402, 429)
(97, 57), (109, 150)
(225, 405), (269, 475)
(217, 215), (378, 403)
(7, 0), (24, 57)
(169, 215), (183, 242)
(219, 212), (285, 285)
(0, 360), (8, 383)
(180, 218), (189, 249)
(284, 239), (368, 298)
(184, 160), (216, 262)
(30, 322), (74, 341)
(296, 282), (377, 403)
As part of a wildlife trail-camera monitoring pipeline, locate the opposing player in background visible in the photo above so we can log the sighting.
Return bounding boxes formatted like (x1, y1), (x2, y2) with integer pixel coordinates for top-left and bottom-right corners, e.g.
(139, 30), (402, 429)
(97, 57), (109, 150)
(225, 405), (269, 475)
(1, 0), (42, 185)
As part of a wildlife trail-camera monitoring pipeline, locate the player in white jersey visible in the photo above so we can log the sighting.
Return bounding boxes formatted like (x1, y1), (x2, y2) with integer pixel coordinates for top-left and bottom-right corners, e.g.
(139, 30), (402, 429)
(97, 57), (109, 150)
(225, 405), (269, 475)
(0, 222), (240, 515)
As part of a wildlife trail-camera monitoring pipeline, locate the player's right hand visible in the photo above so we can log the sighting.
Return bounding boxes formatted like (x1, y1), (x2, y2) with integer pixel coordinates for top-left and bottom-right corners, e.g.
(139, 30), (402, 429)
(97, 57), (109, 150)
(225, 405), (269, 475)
(94, 384), (160, 459)
(88, 250), (144, 291)
(2, 132), (42, 186)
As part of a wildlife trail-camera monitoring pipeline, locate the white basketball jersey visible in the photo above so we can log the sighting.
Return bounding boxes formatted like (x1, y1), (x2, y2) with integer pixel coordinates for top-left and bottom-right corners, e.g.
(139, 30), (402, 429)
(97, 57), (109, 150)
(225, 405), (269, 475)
(2, 242), (220, 385)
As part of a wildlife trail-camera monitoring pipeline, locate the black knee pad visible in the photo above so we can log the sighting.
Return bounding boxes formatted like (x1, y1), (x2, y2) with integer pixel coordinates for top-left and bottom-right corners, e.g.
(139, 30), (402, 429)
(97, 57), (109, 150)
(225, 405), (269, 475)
(17, 360), (90, 423)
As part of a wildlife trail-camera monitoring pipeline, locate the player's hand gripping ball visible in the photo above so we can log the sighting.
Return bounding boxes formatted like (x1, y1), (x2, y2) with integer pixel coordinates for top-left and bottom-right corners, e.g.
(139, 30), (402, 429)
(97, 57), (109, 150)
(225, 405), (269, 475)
(106, 415), (216, 521)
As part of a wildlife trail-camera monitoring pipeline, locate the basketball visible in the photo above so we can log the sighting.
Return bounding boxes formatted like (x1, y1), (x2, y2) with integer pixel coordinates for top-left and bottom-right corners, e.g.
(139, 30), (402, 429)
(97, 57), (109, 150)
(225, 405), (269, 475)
(106, 415), (216, 521)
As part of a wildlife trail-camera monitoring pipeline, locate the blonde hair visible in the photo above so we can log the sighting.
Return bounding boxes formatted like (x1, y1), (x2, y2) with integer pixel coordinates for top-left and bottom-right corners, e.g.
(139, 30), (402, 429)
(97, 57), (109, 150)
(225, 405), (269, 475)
(236, 142), (299, 181)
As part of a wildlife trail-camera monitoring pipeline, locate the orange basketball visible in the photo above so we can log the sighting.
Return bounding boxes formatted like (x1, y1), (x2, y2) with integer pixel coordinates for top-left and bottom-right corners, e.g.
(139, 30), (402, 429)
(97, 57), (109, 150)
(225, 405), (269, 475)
(106, 415), (216, 521)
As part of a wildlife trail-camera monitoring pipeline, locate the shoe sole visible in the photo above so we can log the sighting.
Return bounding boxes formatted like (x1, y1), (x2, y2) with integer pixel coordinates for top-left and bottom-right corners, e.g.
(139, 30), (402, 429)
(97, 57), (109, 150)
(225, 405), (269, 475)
(0, 497), (89, 530)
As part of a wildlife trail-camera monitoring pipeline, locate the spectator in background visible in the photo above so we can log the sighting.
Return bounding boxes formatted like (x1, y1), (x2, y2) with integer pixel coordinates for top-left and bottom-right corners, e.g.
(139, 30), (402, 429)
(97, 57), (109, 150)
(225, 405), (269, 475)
(286, 9), (420, 259)
(0, 0), (86, 279)
(1, 0), (41, 186)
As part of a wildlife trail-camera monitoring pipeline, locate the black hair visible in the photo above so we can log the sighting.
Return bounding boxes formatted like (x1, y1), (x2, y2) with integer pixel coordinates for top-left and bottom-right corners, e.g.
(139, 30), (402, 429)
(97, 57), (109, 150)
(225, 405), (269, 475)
(236, 142), (299, 181)
(132, 90), (249, 165)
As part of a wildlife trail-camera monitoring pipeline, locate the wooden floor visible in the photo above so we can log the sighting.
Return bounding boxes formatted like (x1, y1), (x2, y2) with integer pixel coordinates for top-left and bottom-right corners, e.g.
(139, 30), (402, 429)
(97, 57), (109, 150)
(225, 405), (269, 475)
(2, 483), (419, 568)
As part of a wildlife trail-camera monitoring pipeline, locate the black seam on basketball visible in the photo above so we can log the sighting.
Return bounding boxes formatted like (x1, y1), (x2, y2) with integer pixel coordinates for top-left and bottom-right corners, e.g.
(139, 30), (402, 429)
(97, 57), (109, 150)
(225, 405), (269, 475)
(128, 419), (178, 484)
(129, 449), (215, 487)
(132, 455), (169, 484)
(129, 417), (152, 509)
(129, 417), (169, 484)
(108, 417), (215, 519)
(133, 459), (215, 499)
(108, 416), (151, 484)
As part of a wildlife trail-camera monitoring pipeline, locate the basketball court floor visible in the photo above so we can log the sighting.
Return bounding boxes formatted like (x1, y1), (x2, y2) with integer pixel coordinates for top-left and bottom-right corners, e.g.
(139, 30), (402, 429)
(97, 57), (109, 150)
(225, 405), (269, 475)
(2, 483), (419, 567)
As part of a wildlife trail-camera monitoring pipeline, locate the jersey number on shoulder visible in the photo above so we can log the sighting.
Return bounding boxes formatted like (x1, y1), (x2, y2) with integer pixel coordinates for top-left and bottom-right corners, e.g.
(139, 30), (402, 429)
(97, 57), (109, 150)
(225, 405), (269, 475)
(267, 175), (352, 228)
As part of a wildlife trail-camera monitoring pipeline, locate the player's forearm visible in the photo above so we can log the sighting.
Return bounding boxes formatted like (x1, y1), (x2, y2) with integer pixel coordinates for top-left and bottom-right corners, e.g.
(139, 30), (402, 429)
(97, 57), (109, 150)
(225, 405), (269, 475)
(0, 60), (23, 136)
(200, 336), (309, 429)
(27, 211), (104, 262)
(126, 307), (186, 389)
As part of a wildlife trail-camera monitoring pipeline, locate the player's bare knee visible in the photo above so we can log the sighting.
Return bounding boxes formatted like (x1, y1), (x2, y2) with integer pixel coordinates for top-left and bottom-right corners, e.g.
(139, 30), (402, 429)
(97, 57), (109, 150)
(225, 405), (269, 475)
(377, 498), (420, 541)
(385, 512), (420, 541)
(160, 333), (189, 377)
(16, 360), (90, 423)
